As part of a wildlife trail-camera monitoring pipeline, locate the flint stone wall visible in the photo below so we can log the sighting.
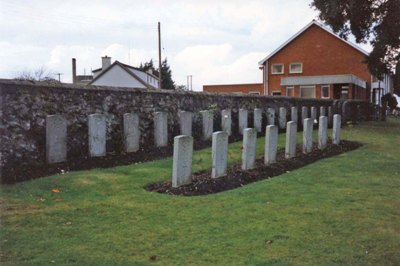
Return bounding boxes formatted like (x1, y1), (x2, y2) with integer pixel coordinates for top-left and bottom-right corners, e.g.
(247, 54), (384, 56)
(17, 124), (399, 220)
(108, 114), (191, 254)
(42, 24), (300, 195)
(0, 79), (372, 182)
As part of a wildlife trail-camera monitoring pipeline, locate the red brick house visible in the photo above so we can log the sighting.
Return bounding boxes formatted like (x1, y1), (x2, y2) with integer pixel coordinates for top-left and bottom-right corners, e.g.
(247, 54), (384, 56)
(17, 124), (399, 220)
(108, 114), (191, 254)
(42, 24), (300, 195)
(258, 20), (392, 103)
(203, 83), (263, 95)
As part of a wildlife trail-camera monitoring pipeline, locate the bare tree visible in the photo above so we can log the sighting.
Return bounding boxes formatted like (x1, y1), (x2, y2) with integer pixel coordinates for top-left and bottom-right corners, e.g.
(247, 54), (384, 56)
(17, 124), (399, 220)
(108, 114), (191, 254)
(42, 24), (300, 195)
(15, 66), (59, 83)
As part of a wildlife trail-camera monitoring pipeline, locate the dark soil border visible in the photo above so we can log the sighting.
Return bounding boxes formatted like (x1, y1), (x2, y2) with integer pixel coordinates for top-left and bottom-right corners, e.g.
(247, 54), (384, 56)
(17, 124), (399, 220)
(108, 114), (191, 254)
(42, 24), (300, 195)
(146, 140), (362, 196)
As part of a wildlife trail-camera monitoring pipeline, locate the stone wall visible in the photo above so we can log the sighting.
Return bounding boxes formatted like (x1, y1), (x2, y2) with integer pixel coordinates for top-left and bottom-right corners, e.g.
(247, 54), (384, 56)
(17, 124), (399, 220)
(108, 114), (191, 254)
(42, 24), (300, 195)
(0, 79), (371, 183)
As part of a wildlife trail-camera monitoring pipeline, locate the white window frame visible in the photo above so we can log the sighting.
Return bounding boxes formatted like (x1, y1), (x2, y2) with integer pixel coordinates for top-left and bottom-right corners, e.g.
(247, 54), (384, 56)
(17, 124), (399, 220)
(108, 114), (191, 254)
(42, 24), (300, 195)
(271, 91), (282, 96)
(248, 91), (260, 95)
(289, 63), (303, 74)
(271, 64), (284, 74)
(321, 85), (330, 99)
(300, 85), (316, 98)
(341, 86), (349, 99)
(286, 86), (294, 97)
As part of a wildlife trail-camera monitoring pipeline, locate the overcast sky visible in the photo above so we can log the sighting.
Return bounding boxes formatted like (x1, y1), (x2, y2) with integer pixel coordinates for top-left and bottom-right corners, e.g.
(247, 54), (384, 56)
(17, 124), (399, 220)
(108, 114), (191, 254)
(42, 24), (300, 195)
(0, 0), (372, 91)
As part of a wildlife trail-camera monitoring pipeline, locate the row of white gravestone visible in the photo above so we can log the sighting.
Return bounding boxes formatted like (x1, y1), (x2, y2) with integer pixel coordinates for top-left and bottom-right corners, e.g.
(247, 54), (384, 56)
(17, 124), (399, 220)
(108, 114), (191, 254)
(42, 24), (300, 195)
(171, 114), (342, 188)
(45, 106), (334, 164)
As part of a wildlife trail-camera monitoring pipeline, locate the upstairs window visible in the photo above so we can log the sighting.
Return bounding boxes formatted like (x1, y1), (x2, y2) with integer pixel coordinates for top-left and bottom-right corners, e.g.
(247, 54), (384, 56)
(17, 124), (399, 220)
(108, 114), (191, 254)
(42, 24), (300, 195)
(289, 63), (302, 73)
(271, 64), (284, 74)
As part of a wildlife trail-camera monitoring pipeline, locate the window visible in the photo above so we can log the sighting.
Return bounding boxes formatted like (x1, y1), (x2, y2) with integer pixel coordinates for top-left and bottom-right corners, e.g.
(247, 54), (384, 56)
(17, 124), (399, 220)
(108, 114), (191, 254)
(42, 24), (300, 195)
(271, 64), (284, 74)
(300, 86), (316, 98)
(286, 86), (294, 97)
(249, 91), (260, 95)
(289, 63), (302, 73)
(272, 91), (282, 96)
(321, 85), (330, 98)
(341, 86), (349, 100)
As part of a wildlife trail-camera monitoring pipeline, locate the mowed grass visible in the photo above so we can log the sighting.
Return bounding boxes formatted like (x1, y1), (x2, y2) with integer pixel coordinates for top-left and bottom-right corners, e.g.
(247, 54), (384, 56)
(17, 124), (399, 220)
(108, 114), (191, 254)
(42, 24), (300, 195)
(1, 118), (399, 265)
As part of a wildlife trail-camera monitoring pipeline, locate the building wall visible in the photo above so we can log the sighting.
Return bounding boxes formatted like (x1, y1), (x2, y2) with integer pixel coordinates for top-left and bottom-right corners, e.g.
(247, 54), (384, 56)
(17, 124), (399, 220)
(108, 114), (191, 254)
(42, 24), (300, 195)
(131, 68), (159, 88)
(265, 24), (370, 98)
(203, 83), (264, 95)
(92, 65), (147, 88)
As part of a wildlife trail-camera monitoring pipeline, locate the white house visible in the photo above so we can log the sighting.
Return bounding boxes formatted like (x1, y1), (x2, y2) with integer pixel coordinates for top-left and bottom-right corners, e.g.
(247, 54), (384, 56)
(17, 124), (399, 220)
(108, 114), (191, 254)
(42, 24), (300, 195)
(89, 56), (160, 89)
(371, 73), (393, 106)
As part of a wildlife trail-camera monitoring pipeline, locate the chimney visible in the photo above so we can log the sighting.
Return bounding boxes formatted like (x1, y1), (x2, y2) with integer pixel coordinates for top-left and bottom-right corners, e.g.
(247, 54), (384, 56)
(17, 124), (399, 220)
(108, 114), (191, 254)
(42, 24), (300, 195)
(102, 56), (111, 70)
(72, 58), (77, 84)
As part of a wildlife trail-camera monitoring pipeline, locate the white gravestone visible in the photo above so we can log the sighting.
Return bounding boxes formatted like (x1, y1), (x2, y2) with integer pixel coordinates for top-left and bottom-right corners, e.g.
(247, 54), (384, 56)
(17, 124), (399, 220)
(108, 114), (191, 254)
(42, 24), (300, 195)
(154, 111), (168, 147)
(172, 135), (193, 188)
(291, 106), (298, 123)
(239, 108), (248, 135)
(211, 131), (228, 178)
(221, 109), (232, 136)
(242, 128), (257, 170)
(318, 116), (328, 150)
(311, 106), (317, 122)
(123, 113), (140, 153)
(333, 114), (341, 145)
(279, 107), (287, 129)
(301, 106), (308, 126)
(46, 115), (67, 163)
(254, 108), (263, 133)
(285, 121), (297, 159)
(267, 108), (275, 125)
(200, 110), (213, 140)
(179, 111), (193, 136)
(88, 114), (106, 157)
(320, 106), (326, 117)
(302, 118), (313, 154)
(264, 125), (278, 165)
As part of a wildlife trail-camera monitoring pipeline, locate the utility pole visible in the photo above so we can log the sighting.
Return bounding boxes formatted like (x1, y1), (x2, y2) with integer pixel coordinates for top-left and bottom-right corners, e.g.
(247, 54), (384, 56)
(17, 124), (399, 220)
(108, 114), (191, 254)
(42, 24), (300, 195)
(158, 22), (162, 89)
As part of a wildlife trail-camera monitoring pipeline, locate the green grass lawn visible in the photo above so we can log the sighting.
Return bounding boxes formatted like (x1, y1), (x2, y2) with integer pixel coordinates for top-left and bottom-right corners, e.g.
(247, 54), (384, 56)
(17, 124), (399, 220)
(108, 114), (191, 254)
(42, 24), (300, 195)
(1, 118), (399, 265)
